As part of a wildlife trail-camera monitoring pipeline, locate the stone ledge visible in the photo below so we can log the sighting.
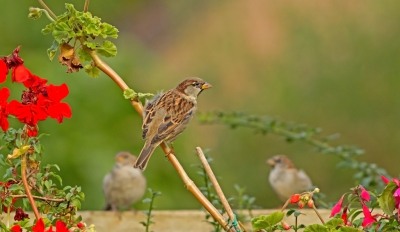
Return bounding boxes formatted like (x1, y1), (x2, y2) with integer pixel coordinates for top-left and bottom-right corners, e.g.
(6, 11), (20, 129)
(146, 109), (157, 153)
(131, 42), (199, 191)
(2, 209), (331, 231)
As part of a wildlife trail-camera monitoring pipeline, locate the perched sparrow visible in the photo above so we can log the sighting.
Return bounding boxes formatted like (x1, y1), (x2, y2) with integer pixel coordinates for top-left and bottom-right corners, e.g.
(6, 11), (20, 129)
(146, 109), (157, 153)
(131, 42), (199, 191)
(103, 151), (147, 211)
(134, 77), (212, 170)
(267, 155), (313, 202)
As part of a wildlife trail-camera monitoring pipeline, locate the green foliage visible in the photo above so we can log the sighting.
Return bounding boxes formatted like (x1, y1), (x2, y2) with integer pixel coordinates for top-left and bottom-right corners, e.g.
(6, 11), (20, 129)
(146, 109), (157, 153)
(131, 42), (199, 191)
(31, 3), (119, 74)
(377, 181), (397, 215)
(141, 188), (162, 232)
(0, 128), (85, 229)
(123, 89), (154, 101)
(199, 111), (390, 190)
(251, 212), (284, 231)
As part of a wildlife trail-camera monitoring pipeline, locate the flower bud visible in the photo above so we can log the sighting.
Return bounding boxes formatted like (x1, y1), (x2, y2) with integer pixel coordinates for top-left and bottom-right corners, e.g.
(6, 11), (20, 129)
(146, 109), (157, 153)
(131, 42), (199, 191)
(307, 199), (314, 208)
(281, 221), (290, 230)
(290, 194), (301, 204)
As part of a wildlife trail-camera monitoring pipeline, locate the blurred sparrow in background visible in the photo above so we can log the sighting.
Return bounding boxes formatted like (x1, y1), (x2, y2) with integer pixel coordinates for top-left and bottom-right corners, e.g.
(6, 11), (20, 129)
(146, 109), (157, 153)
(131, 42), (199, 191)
(134, 77), (212, 170)
(267, 155), (313, 202)
(103, 151), (146, 211)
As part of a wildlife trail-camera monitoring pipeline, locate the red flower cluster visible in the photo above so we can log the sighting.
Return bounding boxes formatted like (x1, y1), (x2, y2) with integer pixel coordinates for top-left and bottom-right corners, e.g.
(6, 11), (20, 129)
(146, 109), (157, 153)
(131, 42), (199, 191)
(1, 180), (19, 213)
(330, 185), (374, 227)
(11, 218), (69, 232)
(0, 47), (72, 136)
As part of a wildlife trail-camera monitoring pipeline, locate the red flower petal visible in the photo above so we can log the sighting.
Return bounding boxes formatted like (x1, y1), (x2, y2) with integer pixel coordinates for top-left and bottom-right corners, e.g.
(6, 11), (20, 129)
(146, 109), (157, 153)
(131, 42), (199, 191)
(47, 84), (69, 102)
(47, 102), (72, 123)
(12, 64), (33, 83)
(23, 75), (48, 90)
(0, 87), (10, 131)
(33, 218), (45, 232)
(8, 100), (47, 125)
(0, 59), (8, 84)
(290, 194), (301, 204)
(55, 220), (69, 232)
(10, 225), (22, 232)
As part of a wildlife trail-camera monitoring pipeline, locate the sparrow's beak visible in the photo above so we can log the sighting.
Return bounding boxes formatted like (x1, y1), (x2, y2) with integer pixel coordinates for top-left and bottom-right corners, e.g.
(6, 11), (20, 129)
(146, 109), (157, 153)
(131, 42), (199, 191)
(267, 158), (275, 166)
(201, 83), (212, 90)
(116, 156), (125, 162)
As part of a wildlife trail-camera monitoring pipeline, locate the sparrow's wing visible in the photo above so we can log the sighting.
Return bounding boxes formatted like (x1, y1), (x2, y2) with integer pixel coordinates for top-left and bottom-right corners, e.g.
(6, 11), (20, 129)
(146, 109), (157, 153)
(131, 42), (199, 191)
(143, 90), (195, 145)
(297, 170), (313, 190)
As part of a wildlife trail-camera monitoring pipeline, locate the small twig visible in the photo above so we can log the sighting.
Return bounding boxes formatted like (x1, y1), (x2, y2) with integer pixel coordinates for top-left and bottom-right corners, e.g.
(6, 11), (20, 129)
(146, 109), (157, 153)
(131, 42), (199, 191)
(21, 153), (41, 220)
(83, 0), (90, 12)
(280, 198), (291, 212)
(196, 147), (243, 231)
(11, 194), (65, 202)
(38, 0), (57, 20)
(312, 204), (325, 224)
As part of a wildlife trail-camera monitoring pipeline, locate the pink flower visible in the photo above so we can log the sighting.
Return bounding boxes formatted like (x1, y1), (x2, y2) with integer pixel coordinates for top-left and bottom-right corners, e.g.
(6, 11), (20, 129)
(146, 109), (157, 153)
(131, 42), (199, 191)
(330, 194), (345, 217)
(361, 204), (377, 227)
(360, 185), (370, 202)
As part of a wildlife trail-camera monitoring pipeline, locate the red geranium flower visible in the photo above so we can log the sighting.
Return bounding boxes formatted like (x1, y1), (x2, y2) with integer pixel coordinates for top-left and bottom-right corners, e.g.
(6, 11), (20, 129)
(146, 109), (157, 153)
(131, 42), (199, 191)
(10, 224), (22, 232)
(32, 218), (45, 232)
(12, 64), (33, 83)
(290, 194), (301, 204)
(8, 100), (48, 126)
(32, 218), (69, 232)
(0, 59), (8, 84)
(43, 84), (72, 123)
(0, 87), (10, 131)
(22, 74), (48, 91)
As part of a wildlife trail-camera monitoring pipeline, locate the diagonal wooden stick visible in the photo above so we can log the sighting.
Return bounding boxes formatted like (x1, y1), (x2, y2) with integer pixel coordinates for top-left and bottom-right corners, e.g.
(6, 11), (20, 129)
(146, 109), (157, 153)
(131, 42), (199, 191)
(196, 147), (246, 232)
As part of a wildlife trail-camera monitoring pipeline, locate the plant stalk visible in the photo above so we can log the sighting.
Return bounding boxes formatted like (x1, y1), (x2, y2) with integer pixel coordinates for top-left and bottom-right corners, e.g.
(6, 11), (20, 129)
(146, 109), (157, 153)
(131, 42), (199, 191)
(38, 0), (57, 20)
(21, 153), (41, 220)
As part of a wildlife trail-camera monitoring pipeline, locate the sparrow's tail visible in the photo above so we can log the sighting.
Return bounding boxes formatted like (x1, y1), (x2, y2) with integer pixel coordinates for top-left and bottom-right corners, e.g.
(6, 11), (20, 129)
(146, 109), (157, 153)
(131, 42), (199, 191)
(134, 142), (157, 171)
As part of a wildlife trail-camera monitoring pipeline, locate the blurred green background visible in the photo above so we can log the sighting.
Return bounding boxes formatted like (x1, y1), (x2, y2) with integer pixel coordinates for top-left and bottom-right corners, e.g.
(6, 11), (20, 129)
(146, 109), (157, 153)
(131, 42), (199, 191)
(1, 1), (399, 210)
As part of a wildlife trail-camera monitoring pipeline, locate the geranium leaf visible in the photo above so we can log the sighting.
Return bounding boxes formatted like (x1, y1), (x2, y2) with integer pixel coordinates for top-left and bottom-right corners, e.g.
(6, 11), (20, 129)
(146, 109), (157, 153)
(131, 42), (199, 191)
(97, 40), (117, 57)
(304, 224), (329, 232)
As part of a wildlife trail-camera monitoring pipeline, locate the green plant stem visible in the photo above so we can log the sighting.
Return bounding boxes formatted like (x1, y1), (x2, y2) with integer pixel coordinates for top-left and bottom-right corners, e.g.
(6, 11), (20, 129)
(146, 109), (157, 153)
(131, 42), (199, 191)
(83, 0), (90, 12)
(312, 204), (325, 224)
(145, 194), (155, 232)
(295, 216), (298, 232)
(21, 153), (41, 220)
(38, 0), (57, 20)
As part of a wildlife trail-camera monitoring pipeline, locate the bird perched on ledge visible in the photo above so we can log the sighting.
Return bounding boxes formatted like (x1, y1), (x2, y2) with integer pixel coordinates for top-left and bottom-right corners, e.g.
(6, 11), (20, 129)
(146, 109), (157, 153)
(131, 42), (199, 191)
(103, 151), (146, 211)
(134, 77), (212, 171)
(267, 155), (313, 202)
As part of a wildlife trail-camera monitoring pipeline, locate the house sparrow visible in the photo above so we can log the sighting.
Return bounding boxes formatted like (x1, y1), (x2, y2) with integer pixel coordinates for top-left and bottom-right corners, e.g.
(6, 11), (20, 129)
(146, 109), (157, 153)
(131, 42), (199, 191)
(267, 155), (313, 202)
(134, 77), (212, 170)
(103, 151), (147, 211)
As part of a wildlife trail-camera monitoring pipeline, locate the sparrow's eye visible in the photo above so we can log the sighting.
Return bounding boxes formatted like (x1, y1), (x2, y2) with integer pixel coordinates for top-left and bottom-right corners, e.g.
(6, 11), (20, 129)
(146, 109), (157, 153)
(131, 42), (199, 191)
(192, 82), (201, 87)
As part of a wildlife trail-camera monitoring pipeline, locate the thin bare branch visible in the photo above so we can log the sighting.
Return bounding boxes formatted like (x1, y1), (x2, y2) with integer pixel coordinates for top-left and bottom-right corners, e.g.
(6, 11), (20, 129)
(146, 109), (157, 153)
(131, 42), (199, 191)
(196, 147), (243, 231)
(11, 194), (65, 202)
(21, 153), (41, 220)
(83, 0), (90, 12)
(38, 0), (57, 20)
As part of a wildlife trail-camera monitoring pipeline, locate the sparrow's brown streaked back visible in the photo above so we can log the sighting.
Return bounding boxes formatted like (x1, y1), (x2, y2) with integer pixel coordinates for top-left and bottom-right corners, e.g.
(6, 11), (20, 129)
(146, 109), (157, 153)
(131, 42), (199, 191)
(134, 78), (212, 170)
